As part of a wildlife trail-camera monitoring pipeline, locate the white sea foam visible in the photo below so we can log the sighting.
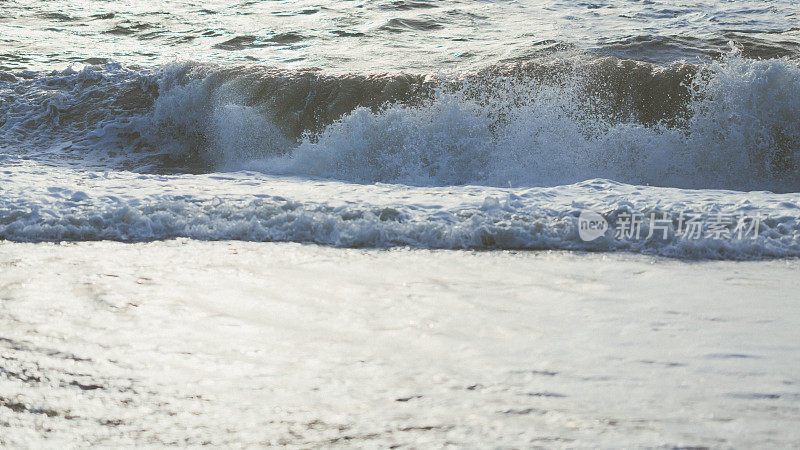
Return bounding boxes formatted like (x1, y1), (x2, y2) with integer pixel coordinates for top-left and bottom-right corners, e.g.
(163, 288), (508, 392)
(1, 159), (798, 258)
(228, 55), (800, 191)
(2, 54), (797, 191)
(1, 56), (799, 256)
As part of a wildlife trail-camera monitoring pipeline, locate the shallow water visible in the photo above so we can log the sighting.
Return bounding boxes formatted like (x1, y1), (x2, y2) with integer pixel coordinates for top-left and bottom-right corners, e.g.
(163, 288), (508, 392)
(1, 242), (798, 447)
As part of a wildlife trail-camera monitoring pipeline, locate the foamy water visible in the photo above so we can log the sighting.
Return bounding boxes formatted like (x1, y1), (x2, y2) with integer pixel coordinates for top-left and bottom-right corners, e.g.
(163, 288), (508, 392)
(2, 51), (799, 257)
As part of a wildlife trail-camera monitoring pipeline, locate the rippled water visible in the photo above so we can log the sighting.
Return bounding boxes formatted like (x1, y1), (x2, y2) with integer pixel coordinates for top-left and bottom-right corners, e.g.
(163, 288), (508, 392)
(2, 0), (799, 72)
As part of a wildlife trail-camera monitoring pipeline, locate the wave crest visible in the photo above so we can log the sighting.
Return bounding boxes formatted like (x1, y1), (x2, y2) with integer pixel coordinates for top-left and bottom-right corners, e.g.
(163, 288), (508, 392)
(1, 54), (799, 191)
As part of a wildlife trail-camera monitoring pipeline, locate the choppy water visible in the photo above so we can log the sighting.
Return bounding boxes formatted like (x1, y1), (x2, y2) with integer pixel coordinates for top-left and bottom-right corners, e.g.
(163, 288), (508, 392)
(2, 0), (799, 71)
(1, 0), (800, 258)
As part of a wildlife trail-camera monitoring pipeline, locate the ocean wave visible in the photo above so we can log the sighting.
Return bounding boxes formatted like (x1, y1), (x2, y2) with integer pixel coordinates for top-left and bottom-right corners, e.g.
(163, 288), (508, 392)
(1, 162), (798, 259)
(1, 53), (799, 191)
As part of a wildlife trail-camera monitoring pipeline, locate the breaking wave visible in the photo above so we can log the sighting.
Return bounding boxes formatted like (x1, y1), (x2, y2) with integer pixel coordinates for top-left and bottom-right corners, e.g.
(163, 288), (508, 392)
(1, 162), (799, 259)
(1, 52), (799, 192)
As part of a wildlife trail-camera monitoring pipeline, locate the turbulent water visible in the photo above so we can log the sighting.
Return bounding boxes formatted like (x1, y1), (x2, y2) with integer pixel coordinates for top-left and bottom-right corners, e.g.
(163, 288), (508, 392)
(3, 2), (800, 448)
(1, 0), (800, 258)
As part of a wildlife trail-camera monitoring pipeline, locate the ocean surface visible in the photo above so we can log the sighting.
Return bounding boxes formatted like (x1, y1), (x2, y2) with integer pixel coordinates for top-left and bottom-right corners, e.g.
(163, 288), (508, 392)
(1, 0), (800, 447)
(1, 0), (799, 258)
